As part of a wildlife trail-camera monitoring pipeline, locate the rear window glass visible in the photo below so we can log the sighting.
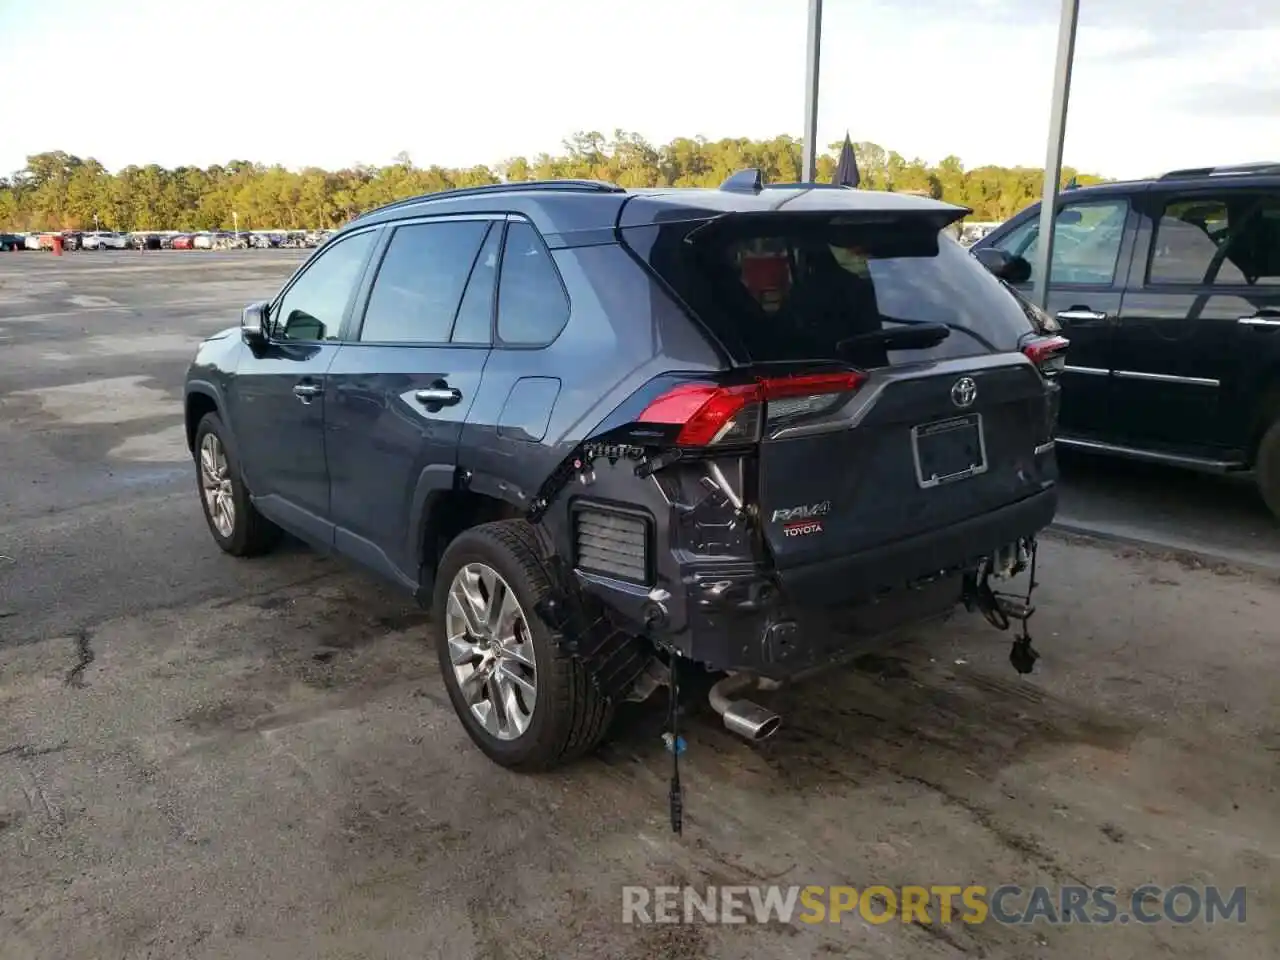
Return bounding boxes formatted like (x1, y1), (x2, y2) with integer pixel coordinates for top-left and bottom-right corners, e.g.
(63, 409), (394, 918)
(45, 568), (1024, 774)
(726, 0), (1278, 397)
(631, 218), (1036, 367)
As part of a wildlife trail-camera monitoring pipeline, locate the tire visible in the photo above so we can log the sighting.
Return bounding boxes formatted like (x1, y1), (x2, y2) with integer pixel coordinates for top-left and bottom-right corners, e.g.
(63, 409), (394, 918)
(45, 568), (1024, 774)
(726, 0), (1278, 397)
(432, 520), (613, 771)
(1256, 418), (1280, 521)
(193, 412), (282, 557)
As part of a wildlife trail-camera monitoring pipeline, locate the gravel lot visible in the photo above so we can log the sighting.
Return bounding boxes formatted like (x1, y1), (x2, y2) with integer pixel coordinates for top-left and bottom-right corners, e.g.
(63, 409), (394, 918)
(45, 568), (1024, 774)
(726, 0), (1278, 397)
(0, 251), (1277, 959)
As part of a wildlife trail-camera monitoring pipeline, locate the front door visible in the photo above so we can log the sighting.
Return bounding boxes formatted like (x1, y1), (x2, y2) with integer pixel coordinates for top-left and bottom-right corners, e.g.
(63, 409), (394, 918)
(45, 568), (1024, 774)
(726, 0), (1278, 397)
(1111, 188), (1280, 456)
(325, 216), (501, 583)
(232, 228), (379, 542)
(984, 194), (1134, 441)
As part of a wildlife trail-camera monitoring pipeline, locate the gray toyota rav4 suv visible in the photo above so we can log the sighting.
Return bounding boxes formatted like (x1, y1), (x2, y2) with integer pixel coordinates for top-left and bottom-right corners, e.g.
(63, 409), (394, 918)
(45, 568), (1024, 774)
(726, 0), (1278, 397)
(184, 170), (1064, 779)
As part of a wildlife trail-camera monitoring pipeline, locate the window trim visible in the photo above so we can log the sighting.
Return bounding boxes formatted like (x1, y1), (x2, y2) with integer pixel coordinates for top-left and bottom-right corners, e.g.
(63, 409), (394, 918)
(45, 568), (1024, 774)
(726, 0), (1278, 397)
(267, 225), (382, 343)
(1140, 189), (1278, 291)
(492, 214), (573, 350)
(990, 196), (1133, 291)
(344, 213), (504, 348)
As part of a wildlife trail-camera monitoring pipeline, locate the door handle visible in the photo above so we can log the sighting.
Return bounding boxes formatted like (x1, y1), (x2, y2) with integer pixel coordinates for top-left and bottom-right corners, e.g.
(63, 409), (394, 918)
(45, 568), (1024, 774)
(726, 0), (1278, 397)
(415, 386), (462, 406)
(1055, 308), (1107, 323)
(1238, 315), (1280, 328)
(293, 382), (323, 402)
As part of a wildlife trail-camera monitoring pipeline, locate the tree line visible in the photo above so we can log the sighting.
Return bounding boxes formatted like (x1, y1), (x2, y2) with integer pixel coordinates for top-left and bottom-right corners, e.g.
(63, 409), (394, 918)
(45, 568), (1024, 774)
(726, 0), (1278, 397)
(0, 131), (1105, 233)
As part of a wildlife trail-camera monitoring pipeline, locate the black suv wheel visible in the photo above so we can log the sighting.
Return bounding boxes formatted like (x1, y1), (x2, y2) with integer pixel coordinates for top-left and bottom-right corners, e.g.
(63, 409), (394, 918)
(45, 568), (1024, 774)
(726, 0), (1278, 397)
(432, 520), (612, 770)
(193, 412), (282, 556)
(1257, 418), (1280, 520)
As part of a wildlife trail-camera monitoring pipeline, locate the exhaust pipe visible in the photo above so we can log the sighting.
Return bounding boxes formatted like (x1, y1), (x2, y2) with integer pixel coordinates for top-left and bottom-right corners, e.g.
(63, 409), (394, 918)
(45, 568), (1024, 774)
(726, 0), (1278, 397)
(708, 673), (782, 742)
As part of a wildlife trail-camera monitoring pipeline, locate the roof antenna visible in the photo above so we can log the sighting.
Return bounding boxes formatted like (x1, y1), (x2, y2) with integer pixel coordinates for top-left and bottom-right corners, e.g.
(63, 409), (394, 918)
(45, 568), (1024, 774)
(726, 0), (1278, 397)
(720, 168), (764, 193)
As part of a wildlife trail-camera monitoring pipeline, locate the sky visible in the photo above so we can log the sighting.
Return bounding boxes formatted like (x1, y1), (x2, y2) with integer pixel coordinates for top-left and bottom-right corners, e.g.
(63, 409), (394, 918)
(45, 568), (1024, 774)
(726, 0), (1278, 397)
(1, 0), (1277, 180)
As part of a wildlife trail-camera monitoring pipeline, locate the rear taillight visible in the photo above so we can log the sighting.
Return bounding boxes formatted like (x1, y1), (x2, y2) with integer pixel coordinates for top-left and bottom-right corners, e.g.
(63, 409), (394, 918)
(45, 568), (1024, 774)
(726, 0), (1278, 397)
(638, 371), (865, 447)
(1022, 335), (1069, 378)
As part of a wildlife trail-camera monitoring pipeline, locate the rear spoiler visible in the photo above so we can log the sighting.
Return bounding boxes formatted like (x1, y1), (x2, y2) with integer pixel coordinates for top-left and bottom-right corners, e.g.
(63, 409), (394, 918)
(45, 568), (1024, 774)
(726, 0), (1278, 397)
(680, 206), (970, 243)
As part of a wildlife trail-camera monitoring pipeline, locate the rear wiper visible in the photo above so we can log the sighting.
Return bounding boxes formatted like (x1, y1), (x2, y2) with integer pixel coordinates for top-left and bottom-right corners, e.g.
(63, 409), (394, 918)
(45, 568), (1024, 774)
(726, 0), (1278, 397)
(836, 322), (950, 354)
(865, 314), (997, 353)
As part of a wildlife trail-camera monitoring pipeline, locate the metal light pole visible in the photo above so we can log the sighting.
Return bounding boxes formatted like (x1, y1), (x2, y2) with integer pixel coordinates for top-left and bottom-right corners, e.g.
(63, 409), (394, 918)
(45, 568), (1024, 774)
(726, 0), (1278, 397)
(233, 210), (239, 235)
(801, 0), (823, 182)
(1032, 0), (1081, 309)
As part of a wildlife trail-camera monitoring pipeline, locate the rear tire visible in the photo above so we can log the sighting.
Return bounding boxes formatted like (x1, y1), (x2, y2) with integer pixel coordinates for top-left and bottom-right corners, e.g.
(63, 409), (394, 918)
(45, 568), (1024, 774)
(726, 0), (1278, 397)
(432, 520), (613, 771)
(193, 412), (282, 557)
(1256, 418), (1280, 521)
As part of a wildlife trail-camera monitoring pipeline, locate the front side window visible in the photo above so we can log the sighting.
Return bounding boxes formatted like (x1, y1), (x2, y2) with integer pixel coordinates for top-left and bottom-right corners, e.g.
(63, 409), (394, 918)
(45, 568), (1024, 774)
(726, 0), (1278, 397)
(359, 220), (491, 344)
(496, 221), (570, 346)
(1148, 193), (1280, 286)
(992, 198), (1128, 286)
(272, 230), (376, 341)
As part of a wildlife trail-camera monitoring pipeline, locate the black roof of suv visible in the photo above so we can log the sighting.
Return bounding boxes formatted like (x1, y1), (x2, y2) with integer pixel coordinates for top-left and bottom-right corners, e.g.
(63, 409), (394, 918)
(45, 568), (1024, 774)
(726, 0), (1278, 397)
(185, 171), (1063, 777)
(971, 161), (1280, 519)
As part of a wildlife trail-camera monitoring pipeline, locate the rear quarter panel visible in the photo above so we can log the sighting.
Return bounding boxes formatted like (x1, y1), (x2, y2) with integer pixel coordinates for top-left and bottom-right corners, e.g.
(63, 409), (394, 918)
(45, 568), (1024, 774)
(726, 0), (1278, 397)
(459, 242), (724, 529)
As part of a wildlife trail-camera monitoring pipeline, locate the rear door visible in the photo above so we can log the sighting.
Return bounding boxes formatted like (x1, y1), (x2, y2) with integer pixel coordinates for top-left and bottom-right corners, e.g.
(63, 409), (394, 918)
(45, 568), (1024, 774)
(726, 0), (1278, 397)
(324, 216), (499, 584)
(638, 213), (1057, 573)
(981, 194), (1135, 440)
(1111, 187), (1280, 455)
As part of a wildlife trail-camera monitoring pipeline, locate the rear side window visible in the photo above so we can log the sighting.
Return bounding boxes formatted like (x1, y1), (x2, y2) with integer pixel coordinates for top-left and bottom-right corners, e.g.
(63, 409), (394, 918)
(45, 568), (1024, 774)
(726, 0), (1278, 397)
(360, 220), (491, 344)
(1148, 193), (1280, 286)
(631, 217), (1036, 367)
(496, 221), (570, 346)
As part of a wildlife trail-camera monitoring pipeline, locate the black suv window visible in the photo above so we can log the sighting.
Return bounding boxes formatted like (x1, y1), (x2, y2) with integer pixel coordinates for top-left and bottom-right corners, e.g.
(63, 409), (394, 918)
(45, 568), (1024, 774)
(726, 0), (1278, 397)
(991, 198), (1128, 286)
(1148, 194), (1280, 286)
(496, 221), (569, 345)
(360, 220), (492, 344)
(451, 223), (502, 344)
(632, 215), (1037, 366)
(272, 230), (376, 341)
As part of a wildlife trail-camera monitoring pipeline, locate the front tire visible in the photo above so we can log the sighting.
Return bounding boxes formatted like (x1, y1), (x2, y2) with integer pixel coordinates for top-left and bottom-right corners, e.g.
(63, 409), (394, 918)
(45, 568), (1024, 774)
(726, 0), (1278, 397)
(193, 412), (281, 556)
(432, 520), (613, 771)
(1256, 418), (1280, 521)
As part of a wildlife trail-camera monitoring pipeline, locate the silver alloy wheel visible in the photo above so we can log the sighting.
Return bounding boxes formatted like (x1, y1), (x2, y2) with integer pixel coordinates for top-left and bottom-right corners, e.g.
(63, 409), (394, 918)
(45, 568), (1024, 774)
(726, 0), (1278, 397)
(199, 433), (236, 538)
(445, 562), (538, 741)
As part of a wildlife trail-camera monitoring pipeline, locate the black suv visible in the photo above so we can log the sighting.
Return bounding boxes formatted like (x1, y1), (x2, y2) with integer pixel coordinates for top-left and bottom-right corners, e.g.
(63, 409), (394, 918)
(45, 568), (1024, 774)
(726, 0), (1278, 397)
(184, 172), (1063, 770)
(971, 161), (1280, 518)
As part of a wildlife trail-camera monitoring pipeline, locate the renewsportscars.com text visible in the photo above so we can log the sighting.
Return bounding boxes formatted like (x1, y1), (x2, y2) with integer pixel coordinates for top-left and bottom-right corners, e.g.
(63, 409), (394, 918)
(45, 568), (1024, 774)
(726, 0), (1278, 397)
(621, 884), (1247, 926)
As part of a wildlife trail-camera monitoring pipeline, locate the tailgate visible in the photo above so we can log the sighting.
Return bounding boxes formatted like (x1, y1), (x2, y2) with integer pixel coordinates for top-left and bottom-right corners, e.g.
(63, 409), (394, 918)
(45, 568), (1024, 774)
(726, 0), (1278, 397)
(758, 357), (1053, 575)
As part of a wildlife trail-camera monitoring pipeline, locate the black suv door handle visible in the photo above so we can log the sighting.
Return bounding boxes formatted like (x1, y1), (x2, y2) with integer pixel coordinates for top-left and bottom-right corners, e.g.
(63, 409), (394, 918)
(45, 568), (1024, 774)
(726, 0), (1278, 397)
(415, 385), (462, 406)
(1056, 307), (1107, 323)
(293, 382), (323, 403)
(1238, 311), (1280, 329)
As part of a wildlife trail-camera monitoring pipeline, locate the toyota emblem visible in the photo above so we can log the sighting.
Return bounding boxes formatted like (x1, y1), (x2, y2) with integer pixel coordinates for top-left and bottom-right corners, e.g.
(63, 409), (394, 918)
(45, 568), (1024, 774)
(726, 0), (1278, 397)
(951, 377), (978, 408)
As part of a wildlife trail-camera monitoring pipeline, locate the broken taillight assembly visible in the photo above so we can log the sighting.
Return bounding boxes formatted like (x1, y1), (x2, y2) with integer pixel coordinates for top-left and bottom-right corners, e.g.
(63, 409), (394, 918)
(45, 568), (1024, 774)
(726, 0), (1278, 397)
(1021, 335), (1070, 378)
(638, 371), (866, 447)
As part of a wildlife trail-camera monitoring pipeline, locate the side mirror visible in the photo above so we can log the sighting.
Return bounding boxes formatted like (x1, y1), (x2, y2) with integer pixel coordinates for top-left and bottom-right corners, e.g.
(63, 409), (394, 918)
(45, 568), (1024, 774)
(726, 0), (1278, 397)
(241, 301), (269, 346)
(973, 247), (1032, 285)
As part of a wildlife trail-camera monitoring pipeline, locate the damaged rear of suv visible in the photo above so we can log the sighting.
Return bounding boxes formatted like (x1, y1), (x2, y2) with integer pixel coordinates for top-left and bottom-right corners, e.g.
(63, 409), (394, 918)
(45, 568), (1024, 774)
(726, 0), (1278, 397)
(534, 175), (1064, 746)
(186, 171), (1065, 795)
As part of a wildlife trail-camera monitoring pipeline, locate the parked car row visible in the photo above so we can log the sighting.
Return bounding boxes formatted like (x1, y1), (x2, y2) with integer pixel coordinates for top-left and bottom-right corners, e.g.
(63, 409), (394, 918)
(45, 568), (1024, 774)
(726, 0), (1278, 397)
(0, 229), (335, 251)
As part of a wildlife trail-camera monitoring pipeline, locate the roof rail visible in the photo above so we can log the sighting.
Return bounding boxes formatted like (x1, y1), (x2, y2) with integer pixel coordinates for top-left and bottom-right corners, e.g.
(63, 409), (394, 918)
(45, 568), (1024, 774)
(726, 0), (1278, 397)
(354, 179), (625, 220)
(1159, 161), (1280, 181)
(720, 168), (764, 193)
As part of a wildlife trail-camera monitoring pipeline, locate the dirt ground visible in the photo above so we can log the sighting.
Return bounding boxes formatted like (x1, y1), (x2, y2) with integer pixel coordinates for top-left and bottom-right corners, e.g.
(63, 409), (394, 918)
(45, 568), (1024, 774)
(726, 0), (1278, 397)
(1, 529), (1276, 959)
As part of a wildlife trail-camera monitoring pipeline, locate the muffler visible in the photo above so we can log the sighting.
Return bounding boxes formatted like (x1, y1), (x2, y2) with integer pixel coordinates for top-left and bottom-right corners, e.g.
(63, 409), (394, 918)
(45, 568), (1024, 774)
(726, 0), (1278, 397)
(708, 673), (781, 742)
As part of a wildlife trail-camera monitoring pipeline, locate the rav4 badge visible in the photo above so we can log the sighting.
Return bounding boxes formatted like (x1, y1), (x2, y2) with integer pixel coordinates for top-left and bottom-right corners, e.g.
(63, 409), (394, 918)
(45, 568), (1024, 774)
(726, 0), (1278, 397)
(771, 501), (831, 523)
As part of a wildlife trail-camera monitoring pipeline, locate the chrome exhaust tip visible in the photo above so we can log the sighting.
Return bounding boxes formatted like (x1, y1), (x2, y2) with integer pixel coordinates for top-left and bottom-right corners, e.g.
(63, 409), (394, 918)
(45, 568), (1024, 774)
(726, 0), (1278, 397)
(721, 700), (782, 741)
(709, 673), (782, 742)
